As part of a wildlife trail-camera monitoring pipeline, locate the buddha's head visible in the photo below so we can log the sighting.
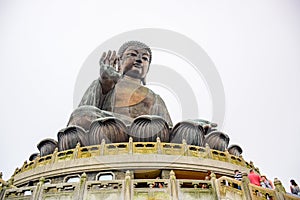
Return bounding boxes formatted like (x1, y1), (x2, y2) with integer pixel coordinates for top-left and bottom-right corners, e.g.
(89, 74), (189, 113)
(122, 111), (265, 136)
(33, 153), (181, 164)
(117, 41), (152, 85)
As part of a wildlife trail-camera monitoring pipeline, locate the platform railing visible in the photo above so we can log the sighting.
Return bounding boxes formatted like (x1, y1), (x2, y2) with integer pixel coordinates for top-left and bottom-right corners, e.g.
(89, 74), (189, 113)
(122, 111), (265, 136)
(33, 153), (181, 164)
(15, 137), (255, 176)
(284, 193), (300, 200)
(249, 183), (277, 200)
(216, 176), (244, 199)
(3, 171), (296, 200)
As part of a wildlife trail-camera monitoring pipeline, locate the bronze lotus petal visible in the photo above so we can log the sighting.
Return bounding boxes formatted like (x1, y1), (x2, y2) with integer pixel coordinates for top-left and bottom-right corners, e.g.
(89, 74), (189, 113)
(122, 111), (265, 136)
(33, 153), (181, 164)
(204, 131), (230, 151)
(170, 120), (205, 146)
(57, 126), (88, 151)
(228, 144), (243, 156)
(37, 138), (58, 157)
(88, 117), (128, 145)
(67, 105), (111, 131)
(28, 153), (40, 161)
(129, 115), (170, 142)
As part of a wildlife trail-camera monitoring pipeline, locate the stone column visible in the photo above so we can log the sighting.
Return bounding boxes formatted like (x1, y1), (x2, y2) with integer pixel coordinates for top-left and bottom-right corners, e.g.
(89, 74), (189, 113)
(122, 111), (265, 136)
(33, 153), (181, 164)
(169, 170), (178, 200)
(51, 148), (58, 164)
(156, 137), (162, 154)
(124, 170), (131, 200)
(205, 143), (212, 159)
(100, 139), (106, 155)
(78, 172), (87, 200)
(33, 177), (45, 200)
(241, 172), (251, 200)
(128, 137), (133, 154)
(73, 143), (81, 159)
(182, 139), (188, 156)
(210, 172), (219, 200)
(274, 178), (286, 200)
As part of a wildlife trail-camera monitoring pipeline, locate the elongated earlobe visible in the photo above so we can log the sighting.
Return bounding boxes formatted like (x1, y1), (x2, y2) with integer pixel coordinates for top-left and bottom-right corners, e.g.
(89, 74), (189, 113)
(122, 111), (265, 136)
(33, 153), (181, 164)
(142, 78), (146, 85)
(116, 58), (121, 72)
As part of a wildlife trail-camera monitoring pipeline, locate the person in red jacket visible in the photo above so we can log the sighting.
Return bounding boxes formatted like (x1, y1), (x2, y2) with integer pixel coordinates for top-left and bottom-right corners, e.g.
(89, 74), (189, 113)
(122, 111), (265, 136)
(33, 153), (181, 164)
(248, 169), (261, 186)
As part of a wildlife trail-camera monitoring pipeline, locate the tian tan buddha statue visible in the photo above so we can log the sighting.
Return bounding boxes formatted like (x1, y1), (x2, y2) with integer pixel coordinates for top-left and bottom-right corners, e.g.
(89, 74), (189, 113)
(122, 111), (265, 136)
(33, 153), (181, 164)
(63, 41), (172, 149)
(36, 41), (241, 157)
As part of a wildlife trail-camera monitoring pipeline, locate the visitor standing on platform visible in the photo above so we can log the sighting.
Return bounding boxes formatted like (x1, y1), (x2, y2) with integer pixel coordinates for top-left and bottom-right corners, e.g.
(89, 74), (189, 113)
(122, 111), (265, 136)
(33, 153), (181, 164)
(248, 169), (261, 186)
(234, 170), (242, 190)
(234, 170), (242, 181)
(290, 179), (300, 196)
(260, 175), (274, 189)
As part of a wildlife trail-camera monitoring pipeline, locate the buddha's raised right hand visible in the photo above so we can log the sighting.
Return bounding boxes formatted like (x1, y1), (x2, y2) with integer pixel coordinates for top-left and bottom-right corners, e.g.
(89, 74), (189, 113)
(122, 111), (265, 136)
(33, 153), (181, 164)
(99, 50), (121, 83)
(99, 50), (121, 94)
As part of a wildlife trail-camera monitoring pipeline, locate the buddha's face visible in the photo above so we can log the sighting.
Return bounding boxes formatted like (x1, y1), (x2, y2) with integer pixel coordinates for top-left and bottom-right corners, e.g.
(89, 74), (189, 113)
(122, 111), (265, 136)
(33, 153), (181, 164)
(118, 46), (150, 81)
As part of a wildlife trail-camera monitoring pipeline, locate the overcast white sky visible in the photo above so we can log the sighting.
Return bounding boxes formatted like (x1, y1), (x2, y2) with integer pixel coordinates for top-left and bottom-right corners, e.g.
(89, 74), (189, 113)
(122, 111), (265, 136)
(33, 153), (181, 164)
(0, 0), (299, 190)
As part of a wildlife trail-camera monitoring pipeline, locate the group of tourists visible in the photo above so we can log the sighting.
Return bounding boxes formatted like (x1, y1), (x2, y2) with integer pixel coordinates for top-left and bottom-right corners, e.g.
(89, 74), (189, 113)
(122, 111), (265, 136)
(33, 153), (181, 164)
(246, 169), (274, 189)
(234, 169), (300, 196)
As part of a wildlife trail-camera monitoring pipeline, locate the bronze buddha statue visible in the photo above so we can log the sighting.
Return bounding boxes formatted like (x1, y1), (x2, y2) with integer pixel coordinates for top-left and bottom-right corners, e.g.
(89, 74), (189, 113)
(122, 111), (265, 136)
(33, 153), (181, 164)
(35, 41), (238, 156)
(66, 41), (173, 144)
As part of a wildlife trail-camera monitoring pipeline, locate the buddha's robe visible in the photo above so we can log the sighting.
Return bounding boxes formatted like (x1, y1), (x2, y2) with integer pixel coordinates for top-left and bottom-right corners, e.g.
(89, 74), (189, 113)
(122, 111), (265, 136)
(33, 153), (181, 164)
(75, 78), (173, 128)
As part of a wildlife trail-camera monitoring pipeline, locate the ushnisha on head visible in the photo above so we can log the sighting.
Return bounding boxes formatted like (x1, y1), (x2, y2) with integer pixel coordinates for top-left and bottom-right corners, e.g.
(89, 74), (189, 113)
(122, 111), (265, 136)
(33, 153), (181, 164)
(117, 41), (152, 85)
